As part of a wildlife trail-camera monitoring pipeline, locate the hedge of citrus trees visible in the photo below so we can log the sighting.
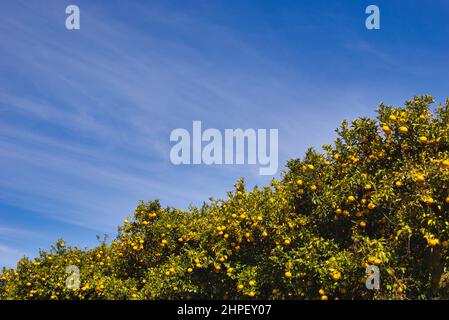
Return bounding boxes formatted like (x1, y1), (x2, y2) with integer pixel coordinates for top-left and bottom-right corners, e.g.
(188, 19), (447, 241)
(2, 95), (449, 300)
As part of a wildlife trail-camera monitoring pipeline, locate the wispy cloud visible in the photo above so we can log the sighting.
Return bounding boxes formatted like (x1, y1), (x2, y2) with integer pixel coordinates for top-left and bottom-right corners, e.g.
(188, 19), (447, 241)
(0, 225), (43, 239)
(0, 0), (318, 233)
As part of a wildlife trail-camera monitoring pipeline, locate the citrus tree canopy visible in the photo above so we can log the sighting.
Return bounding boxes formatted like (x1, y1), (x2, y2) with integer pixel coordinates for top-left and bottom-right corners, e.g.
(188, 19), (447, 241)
(2, 95), (449, 300)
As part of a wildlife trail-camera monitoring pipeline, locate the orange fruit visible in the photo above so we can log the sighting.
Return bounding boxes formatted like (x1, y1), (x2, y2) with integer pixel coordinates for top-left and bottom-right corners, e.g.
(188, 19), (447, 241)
(428, 239), (439, 247)
(415, 174), (425, 183)
(424, 197), (434, 204)
(399, 126), (408, 134)
(419, 136), (428, 143)
(381, 125), (391, 135)
(331, 271), (342, 281)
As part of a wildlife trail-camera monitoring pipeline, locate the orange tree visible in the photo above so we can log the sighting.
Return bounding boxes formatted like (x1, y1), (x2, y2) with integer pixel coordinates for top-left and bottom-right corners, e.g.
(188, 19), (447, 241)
(1, 95), (449, 300)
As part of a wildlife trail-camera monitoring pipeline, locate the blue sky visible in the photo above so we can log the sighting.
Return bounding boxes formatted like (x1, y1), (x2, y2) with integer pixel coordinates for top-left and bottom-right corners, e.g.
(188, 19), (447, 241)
(1, 0), (448, 268)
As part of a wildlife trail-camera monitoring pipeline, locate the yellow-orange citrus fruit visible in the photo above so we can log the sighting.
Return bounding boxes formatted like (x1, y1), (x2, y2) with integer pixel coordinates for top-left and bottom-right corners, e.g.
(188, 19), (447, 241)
(399, 126), (408, 134)
(381, 125), (391, 134)
(419, 136), (428, 143)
